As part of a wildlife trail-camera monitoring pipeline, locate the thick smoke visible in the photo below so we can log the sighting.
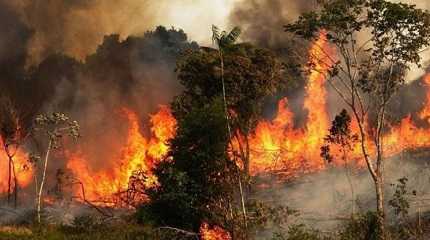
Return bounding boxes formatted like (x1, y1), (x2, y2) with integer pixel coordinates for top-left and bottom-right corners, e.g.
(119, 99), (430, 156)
(255, 151), (430, 234)
(229, 0), (319, 126)
(3, 0), (234, 66)
(33, 27), (198, 183)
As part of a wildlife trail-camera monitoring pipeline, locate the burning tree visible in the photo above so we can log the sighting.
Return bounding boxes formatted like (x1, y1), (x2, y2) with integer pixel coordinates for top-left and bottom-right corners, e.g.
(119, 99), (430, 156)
(32, 113), (79, 223)
(175, 28), (287, 177)
(286, 0), (430, 238)
(0, 96), (32, 208)
(321, 109), (359, 216)
(142, 99), (239, 233)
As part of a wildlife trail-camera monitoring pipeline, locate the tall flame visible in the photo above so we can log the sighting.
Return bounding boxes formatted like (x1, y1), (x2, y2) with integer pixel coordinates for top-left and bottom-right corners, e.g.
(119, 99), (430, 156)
(66, 106), (176, 203)
(0, 138), (33, 194)
(3, 32), (430, 205)
(246, 31), (332, 176)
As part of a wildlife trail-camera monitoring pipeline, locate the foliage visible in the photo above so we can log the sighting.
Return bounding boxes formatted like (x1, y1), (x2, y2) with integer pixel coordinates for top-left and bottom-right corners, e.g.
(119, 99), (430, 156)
(388, 177), (411, 219)
(174, 36), (287, 176)
(321, 109), (358, 163)
(212, 25), (242, 51)
(33, 113), (80, 224)
(34, 113), (80, 148)
(0, 223), (153, 240)
(175, 40), (286, 135)
(272, 224), (331, 240)
(286, 1), (430, 237)
(338, 212), (380, 240)
(141, 99), (238, 232)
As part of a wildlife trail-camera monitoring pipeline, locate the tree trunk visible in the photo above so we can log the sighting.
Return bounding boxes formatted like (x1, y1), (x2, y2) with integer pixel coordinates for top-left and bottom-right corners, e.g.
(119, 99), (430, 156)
(375, 177), (385, 239)
(37, 140), (51, 224)
(343, 150), (355, 216)
(11, 159), (18, 208)
(7, 154), (11, 206)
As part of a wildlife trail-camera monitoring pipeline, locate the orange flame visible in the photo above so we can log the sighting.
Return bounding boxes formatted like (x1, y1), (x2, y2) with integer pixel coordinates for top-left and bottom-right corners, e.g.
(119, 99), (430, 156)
(246, 31), (332, 176)
(3, 31), (430, 206)
(0, 138), (33, 194)
(66, 106), (176, 203)
(200, 222), (231, 240)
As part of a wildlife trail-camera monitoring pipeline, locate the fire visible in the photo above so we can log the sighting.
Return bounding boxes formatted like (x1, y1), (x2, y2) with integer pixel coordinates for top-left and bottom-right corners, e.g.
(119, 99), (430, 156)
(246, 31), (332, 176)
(3, 31), (430, 206)
(245, 34), (430, 177)
(383, 74), (430, 155)
(0, 138), (33, 194)
(200, 222), (231, 240)
(66, 106), (176, 203)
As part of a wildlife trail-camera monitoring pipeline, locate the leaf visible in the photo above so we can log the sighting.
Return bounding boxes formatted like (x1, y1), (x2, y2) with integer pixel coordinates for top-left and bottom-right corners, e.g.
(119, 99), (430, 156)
(211, 25), (220, 46)
(224, 27), (242, 46)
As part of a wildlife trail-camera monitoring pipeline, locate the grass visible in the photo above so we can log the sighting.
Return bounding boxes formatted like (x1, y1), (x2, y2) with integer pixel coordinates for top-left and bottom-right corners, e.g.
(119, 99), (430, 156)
(0, 224), (152, 240)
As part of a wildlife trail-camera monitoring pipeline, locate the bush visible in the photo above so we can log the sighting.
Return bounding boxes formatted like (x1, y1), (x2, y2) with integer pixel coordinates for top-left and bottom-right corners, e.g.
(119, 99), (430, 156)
(338, 212), (379, 240)
(272, 224), (331, 240)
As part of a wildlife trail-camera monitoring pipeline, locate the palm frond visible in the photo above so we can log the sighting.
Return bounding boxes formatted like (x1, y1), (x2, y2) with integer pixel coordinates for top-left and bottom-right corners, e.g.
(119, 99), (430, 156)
(224, 27), (241, 46)
(212, 25), (221, 45)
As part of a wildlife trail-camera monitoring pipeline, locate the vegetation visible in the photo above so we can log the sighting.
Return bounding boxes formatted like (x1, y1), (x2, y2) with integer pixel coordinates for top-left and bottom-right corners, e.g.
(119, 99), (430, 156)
(141, 99), (238, 232)
(32, 113), (80, 223)
(286, 0), (430, 238)
(2, 1), (430, 239)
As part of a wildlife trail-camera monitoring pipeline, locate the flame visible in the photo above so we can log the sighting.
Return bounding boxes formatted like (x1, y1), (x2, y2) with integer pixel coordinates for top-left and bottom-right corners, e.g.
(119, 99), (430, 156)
(245, 31), (332, 176)
(200, 222), (231, 240)
(4, 31), (430, 206)
(0, 138), (33, 194)
(66, 106), (176, 203)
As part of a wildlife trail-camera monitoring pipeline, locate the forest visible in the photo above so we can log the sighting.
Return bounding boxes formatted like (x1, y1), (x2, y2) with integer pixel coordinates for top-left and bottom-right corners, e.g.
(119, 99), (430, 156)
(1, 0), (430, 239)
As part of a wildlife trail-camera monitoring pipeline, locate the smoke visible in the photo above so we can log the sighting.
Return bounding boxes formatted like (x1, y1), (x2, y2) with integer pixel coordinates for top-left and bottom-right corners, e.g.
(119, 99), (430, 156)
(229, 0), (317, 47)
(229, 0), (320, 126)
(254, 151), (430, 235)
(31, 27), (198, 180)
(1, 0), (235, 66)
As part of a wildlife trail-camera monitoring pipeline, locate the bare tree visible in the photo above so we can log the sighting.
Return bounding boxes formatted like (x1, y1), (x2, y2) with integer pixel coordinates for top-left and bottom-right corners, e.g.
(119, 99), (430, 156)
(0, 96), (30, 208)
(33, 113), (79, 223)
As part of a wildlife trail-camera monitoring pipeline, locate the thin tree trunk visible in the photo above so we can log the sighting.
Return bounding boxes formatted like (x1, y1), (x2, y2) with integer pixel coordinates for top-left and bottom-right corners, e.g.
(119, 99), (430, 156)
(218, 49), (248, 231)
(37, 140), (52, 224)
(343, 149), (355, 216)
(375, 177), (385, 239)
(11, 159), (18, 208)
(375, 105), (386, 240)
(7, 154), (11, 206)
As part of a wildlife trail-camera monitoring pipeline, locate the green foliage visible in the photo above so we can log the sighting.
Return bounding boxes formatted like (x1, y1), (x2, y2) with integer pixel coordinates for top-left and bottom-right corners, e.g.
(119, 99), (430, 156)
(338, 212), (380, 240)
(70, 215), (100, 233)
(321, 109), (358, 163)
(175, 40), (286, 136)
(272, 224), (330, 240)
(388, 177), (411, 218)
(141, 99), (238, 231)
(246, 200), (298, 235)
(0, 224), (153, 240)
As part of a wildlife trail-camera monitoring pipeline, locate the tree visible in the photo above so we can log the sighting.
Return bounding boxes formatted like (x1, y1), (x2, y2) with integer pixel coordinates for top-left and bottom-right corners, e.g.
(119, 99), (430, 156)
(286, 0), (430, 238)
(0, 96), (32, 208)
(142, 99), (239, 235)
(175, 31), (286, 233)
(211, 25), (242, 138)
(321, 109), (358, 216)
(32, 113), (79, 223)
(211, 25), (249, 230)
(175, 32), (286, 175)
